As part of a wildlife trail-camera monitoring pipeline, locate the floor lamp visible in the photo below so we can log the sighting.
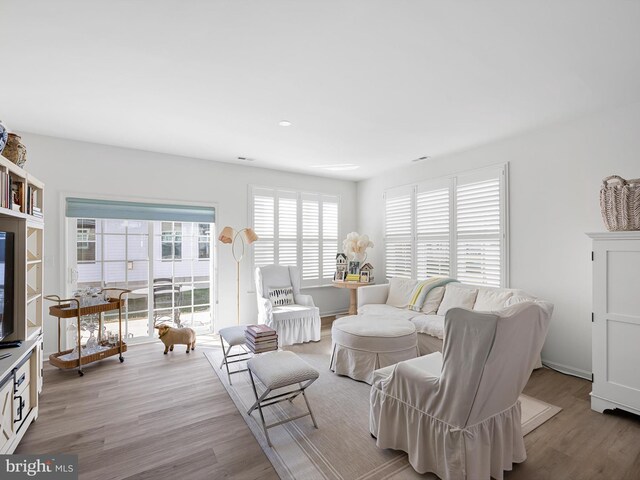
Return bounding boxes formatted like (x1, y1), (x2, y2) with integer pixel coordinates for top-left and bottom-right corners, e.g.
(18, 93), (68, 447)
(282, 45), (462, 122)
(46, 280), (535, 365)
(218, 226), (259, 325)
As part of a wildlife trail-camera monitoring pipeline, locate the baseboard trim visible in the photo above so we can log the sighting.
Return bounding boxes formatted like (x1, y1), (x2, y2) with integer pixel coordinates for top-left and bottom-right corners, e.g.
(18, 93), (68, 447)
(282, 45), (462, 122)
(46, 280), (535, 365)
(320, 309), (348, 318)
(542, 359), (591, 380)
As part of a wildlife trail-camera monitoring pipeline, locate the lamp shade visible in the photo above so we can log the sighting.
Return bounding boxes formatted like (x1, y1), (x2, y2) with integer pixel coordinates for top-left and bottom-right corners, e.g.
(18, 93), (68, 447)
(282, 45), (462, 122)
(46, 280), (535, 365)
(243, 227), (259, 244)
(218, 226), (234, 244)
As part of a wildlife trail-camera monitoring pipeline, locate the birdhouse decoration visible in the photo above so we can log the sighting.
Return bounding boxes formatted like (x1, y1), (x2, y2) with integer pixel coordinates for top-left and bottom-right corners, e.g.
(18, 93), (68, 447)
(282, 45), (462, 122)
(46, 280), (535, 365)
(335, 253), (347, 272)
(359, 263), (374, 283)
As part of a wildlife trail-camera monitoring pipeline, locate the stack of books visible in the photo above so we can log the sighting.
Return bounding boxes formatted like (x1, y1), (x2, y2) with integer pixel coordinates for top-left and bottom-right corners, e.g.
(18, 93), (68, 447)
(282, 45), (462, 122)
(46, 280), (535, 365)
(245, 324), (278, 354)
(346, 273), (361, 282)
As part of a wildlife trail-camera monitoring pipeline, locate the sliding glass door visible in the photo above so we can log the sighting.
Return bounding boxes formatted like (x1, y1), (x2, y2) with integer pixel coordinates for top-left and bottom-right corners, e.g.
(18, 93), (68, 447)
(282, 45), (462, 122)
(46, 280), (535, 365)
(67, 218), (214, 342)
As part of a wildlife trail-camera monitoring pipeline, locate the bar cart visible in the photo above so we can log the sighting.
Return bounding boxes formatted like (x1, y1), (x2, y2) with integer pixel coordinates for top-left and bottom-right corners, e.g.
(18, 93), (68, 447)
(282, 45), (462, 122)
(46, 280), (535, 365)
(44, 289), (131, 376)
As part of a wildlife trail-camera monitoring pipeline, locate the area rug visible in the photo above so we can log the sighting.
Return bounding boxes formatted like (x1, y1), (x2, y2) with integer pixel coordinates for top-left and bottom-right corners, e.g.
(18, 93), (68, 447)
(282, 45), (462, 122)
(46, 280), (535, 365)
(204, 331), (561, 479)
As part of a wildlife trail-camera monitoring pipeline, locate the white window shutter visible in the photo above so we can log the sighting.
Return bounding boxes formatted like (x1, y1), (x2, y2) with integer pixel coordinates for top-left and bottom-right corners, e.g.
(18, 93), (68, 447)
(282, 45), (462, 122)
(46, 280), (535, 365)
(322, 197), (339, 282)
(278, 194), (298, 266)
(416, 185), (450, 278)
(302, 196), (320, 282)
(456, 177), (502, 287)
(384, 187), (413, 279)
(252, 189), (275, 267)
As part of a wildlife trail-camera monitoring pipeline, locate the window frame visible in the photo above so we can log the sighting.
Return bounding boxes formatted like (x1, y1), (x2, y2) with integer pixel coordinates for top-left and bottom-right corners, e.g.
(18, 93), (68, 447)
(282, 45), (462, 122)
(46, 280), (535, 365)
(76, 219), (97, 264)
(383, 163), (509, 288)
(249, 186), (341, 288)
(197, 223), (211, 260)
(161, 221), (182, 261)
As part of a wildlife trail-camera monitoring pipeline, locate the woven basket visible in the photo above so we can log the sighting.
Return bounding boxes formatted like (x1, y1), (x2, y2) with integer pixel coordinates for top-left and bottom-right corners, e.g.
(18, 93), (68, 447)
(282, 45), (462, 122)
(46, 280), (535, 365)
(600, 175), (640, 231)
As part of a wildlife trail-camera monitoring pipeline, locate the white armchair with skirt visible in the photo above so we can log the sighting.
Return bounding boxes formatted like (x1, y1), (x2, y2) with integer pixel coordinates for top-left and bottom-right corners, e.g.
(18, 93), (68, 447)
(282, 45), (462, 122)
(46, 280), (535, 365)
(255, 265), (321, 346)
(369, 300), (553, 480)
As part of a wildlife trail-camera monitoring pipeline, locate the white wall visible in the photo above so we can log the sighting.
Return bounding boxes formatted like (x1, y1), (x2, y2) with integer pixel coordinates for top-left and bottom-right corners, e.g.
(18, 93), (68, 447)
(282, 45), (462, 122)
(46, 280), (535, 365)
(358, 101), (640, 378)
(20, 133), (357, 354)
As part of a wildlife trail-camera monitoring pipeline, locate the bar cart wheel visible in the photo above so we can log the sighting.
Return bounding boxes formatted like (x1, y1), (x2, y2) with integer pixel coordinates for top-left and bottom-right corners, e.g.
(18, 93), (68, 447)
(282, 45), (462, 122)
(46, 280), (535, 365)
(119, 356), (125, 363)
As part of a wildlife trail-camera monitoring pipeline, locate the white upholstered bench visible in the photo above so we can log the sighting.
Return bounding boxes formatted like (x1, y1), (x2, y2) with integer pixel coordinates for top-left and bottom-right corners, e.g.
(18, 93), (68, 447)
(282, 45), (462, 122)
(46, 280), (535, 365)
(247, 351), (320, 446)
(329, 315), (419, 384)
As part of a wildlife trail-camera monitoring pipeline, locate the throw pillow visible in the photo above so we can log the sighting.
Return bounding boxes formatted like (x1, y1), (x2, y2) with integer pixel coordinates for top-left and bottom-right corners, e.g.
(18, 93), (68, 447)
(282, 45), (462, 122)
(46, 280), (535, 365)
(473, 289), (514, 312)
(268, 286), (294, 307)
(421, 286), (446, 315)
(386, 277), (418, 309)
(436, 284), (478, 316)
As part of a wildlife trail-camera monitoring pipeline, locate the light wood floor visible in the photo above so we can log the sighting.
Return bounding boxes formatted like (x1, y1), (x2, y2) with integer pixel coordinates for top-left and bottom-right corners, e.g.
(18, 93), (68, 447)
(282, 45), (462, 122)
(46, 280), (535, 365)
(16, 337), (279, 480)
(17, 331), (640, 480)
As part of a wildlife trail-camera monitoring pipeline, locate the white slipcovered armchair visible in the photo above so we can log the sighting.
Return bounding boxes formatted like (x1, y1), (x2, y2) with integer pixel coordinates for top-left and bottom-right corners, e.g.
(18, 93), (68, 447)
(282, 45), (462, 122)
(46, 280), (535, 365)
(255, 265), (321, 346)
(370, 301), (553, 480)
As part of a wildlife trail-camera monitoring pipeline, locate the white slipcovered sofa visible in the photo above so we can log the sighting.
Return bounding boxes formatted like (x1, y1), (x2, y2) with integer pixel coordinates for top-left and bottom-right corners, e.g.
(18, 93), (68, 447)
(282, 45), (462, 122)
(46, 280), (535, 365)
(357, 278), (546, 367)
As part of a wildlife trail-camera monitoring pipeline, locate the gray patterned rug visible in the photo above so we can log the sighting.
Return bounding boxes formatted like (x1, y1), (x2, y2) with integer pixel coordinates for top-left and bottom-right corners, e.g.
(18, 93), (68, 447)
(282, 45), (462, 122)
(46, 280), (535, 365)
(204, 331), (561, 479)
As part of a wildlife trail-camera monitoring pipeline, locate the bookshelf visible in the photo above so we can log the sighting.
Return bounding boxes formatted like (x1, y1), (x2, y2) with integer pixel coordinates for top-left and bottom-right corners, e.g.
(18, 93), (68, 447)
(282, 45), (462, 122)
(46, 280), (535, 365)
(0, 153), (44, 453)
(0, 154), (44, 342)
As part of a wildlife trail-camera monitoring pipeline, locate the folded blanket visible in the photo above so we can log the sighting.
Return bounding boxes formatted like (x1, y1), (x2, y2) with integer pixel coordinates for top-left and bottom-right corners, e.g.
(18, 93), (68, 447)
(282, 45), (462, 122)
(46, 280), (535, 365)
(408, 277), (457, 311)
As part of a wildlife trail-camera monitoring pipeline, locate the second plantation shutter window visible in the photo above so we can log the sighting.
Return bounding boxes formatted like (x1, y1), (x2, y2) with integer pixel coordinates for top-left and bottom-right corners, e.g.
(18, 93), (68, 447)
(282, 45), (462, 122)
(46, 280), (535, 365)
(456, 177), (502, 287)
(416, 185), (450, 278)
(383, 164), (507, 287)
(384, 187), (413, 278)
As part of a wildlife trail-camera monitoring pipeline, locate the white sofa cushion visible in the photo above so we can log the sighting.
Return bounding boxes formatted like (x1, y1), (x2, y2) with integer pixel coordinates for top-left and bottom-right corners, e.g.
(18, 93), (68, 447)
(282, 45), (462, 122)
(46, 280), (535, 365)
(437, 284), (478, 316)
(359, 303), (421, 322)
(386, 277), (418, 309)
(421, 286), (446, 315)
(473, 289), (513, 311)
(411, 314), (446, 339)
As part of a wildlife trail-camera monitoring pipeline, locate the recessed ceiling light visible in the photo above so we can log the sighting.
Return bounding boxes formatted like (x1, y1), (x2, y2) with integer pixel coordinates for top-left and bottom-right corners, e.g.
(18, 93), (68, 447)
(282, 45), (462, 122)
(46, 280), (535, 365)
(311, 164), (360, 172)
(278, 120), (292, 127)
(237, 156), (254, 162)
(411, 156), (430, 163)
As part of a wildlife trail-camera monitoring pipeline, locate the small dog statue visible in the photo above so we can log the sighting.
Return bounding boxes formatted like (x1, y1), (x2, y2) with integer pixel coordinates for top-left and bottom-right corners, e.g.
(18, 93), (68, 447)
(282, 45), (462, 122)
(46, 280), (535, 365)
(155, 324), (196, 354)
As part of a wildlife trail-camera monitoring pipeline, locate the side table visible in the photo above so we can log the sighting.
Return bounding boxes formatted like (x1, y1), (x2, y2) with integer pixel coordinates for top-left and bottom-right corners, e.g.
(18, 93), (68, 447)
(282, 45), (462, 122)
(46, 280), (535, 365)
(331, 281), (371, 315)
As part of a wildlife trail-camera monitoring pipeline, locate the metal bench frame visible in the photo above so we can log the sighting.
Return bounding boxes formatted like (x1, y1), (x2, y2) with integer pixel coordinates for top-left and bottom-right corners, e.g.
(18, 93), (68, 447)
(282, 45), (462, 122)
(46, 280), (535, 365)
(219, 336), (251, 385)
(247, 370), (318, 447)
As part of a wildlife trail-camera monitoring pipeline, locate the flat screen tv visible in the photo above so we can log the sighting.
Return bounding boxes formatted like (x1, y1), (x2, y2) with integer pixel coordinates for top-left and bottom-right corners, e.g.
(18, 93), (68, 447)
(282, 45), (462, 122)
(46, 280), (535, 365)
(0, 231), (15, 341)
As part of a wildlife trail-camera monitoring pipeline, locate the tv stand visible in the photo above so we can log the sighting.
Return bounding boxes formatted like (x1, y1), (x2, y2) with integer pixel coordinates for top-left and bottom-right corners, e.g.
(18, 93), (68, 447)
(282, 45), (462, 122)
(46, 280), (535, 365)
(0, 338), (41, 453)
(0, 340), (22, 349)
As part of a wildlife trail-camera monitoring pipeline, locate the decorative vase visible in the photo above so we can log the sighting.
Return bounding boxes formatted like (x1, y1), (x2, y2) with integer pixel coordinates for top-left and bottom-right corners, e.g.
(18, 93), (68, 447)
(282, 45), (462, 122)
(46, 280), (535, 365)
(2, 133), (27, 168)
(0, 122), (7, 155)
(351, 251), (367, 264)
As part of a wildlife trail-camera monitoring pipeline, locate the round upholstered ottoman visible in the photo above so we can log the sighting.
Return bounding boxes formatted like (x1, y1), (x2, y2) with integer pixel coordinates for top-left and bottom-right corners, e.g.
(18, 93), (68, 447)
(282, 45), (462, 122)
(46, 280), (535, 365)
(329, 315), (418, 384)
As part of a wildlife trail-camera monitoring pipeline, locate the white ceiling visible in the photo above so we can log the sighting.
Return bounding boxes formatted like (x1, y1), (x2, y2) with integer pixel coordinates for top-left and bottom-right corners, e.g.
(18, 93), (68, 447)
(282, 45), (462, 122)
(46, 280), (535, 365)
(2, 1), (640, 180)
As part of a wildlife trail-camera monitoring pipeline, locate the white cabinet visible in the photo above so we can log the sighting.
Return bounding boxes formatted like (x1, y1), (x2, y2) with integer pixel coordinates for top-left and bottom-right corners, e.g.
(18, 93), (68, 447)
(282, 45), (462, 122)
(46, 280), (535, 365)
(0, 339), (41, 453)
(588, 232), (640, 416)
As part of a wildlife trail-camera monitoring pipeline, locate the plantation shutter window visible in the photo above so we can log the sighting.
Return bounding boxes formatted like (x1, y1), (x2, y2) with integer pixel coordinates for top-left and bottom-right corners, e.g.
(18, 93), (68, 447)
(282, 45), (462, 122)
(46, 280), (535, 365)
(383, 164), (508, 287)
(250, 187), (340, 287)
(384, 186), (414, 279)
